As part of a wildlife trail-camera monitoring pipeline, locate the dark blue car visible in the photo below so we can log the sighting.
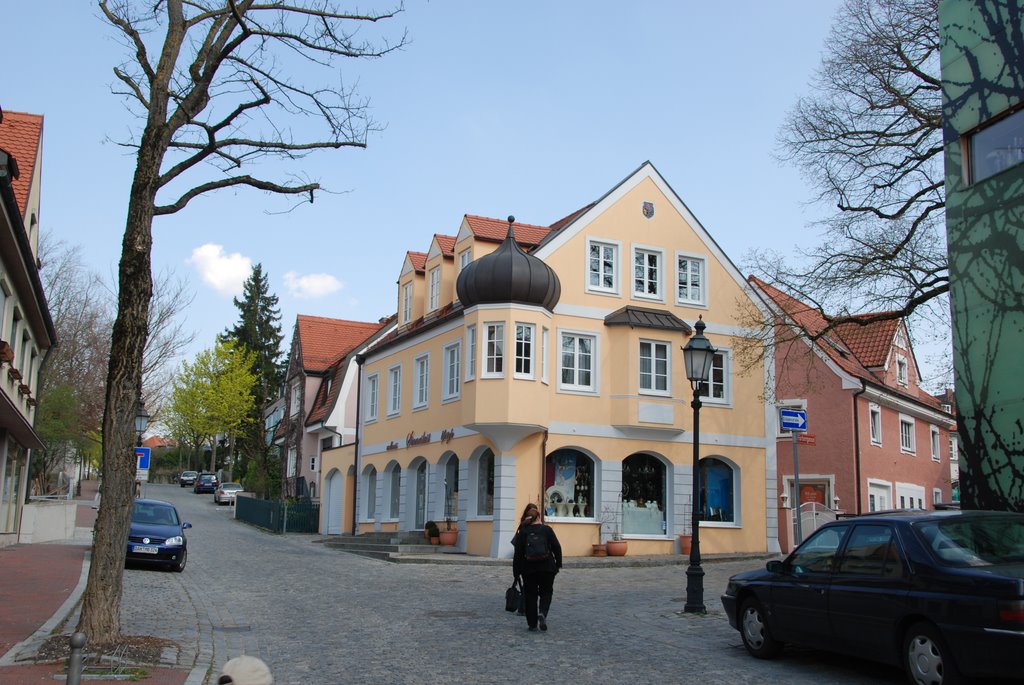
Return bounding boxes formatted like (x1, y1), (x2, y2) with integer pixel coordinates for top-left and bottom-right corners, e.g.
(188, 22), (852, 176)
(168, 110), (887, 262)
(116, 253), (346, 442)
(125, 498), (191, 572)
(721, 510), (1024, 685)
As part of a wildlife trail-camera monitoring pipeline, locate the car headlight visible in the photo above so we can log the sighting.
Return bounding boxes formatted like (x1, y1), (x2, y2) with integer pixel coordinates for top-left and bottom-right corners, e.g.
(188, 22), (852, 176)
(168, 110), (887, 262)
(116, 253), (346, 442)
(165, 536), (184, 546)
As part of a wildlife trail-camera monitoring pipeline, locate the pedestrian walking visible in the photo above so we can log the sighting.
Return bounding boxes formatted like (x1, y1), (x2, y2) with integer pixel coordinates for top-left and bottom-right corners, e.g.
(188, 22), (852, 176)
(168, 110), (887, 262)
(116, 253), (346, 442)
(511, 502), (562, 632)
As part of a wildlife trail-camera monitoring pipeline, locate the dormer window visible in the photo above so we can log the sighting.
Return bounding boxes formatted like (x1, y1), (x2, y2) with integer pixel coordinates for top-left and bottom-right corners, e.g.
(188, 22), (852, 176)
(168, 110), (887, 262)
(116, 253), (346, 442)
(428, 267), (441, 312)
(402, 283), (412, 324)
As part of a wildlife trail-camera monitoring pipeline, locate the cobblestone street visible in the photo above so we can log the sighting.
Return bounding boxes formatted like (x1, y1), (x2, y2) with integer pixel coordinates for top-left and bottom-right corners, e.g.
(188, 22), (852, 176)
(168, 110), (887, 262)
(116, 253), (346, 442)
(109, 484), (904, 684)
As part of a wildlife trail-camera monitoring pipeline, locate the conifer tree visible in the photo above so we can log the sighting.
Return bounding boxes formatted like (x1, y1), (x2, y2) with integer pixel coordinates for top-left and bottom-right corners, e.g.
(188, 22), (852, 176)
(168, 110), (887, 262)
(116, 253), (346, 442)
(222, 264), (284, 496)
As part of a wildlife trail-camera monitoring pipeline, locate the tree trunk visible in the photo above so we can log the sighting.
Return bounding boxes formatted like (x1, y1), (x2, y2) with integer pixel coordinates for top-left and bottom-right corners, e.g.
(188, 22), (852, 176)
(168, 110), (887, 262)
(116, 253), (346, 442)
(76, 125), (163, 644)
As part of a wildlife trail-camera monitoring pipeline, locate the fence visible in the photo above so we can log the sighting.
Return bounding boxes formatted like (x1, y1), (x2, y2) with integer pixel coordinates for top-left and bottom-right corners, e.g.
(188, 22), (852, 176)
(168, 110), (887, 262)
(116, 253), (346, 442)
(235, 495), (320, 534)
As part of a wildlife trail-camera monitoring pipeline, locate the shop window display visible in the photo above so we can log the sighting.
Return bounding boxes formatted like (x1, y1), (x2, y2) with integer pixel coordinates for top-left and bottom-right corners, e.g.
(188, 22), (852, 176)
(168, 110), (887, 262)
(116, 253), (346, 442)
(543, 450), (593, 518)
(622, 453), (666, 535)
(700, 457), (734, 522)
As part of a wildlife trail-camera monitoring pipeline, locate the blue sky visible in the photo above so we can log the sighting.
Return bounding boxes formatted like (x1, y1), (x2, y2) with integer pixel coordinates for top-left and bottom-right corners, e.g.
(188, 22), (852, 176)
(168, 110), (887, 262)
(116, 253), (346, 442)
(3, 2), (869, 377)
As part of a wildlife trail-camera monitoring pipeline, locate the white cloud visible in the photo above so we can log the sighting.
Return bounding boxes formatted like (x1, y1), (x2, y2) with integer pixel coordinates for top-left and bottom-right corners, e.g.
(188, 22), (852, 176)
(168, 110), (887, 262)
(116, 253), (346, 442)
(283, 271), (344, 299)
(186, 244), (252, 297)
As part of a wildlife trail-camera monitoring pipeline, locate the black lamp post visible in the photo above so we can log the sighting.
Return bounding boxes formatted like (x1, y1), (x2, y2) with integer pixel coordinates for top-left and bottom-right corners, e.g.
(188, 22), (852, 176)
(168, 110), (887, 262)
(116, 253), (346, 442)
(682, 317), (716, 614)
(134, 399), (149, 448)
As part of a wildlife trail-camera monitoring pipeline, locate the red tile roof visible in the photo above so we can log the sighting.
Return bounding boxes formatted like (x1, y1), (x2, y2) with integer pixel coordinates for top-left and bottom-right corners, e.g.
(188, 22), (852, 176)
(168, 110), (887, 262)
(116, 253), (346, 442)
(407, 251), (427, 272)
(0, 111), (43, 218)
(834, 315), (901, 369)
(305, 314), (395, 426)
(548, 203), (596, 232)
(749, 276), (941, 409)
(463, 215), (551, 247)
(297, 315), (388, 373)
(434, 234), (456, 256)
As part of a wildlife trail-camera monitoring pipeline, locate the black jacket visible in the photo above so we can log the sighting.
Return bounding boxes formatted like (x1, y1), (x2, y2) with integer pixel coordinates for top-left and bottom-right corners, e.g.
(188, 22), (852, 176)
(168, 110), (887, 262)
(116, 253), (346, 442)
(511, 522), (563, 577)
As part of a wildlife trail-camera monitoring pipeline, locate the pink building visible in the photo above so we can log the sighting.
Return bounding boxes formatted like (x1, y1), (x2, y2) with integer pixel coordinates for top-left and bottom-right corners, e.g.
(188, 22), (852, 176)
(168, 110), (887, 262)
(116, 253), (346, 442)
(751, 277), (955, 552)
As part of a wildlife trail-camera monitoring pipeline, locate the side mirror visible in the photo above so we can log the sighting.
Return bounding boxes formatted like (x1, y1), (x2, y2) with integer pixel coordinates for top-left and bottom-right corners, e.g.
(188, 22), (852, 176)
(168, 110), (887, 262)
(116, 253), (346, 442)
(766, 559), (783, 574)
(182, 522), (193, 530)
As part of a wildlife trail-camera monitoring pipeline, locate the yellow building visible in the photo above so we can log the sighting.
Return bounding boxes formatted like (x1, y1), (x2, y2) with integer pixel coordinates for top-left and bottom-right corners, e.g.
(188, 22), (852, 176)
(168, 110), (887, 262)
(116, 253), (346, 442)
(356, 162), (778, 558)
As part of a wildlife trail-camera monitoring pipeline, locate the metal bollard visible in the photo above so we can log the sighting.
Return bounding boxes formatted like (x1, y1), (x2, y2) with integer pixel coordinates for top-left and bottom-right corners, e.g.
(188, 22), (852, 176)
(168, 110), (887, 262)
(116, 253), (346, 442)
(67, 632), (86, 685)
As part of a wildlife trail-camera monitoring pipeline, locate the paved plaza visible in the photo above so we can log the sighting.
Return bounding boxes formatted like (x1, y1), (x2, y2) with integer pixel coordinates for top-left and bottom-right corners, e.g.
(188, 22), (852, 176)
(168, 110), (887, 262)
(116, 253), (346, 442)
(11, 483), (907, 684)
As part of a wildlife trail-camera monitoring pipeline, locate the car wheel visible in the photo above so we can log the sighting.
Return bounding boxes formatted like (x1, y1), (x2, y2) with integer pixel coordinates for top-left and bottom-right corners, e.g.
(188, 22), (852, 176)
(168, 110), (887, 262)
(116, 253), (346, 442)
(904, 621), (961, 685)
(170, 548), (187, 573)
(739, 598), (782, 659)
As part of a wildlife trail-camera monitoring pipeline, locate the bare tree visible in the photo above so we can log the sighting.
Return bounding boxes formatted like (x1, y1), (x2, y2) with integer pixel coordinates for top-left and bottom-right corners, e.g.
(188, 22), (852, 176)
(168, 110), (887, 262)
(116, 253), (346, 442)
(746, 0), (948, 376)
(81, 0), (406, 644)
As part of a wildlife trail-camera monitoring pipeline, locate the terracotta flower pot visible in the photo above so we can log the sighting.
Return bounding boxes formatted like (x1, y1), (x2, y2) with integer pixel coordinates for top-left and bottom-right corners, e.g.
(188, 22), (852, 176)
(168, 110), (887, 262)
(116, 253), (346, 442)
(606, 539), (628, 556)
(430, 536), (440, 545)
(679, 534), (692, 554)
(438, 530), (458, 546)
(592, 543), (607, 557)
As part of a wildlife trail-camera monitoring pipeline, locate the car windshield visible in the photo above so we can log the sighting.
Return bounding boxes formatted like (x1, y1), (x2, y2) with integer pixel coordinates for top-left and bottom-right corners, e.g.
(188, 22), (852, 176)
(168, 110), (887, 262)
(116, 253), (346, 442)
(133, 503), (179, 526)
(916, 516), (1024, 566)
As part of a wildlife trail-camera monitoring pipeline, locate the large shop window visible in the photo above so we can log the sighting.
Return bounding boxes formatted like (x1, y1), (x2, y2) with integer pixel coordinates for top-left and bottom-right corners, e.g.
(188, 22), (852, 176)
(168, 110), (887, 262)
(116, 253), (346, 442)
(477, 449), (494, 516)
(700, 458), (735, 523)
(543, 450), (593, 518)
(622, 454), (666, 535)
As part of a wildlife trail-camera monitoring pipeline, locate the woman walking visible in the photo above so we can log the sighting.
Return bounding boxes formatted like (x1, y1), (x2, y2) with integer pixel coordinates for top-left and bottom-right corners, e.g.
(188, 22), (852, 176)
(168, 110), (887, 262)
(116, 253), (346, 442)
(511, 503), (562, 632)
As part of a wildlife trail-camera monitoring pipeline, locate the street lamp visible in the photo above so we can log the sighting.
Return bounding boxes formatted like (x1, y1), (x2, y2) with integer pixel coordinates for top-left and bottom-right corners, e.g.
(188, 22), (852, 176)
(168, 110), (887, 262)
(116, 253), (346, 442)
(134, 399), (149, 448)
(682, 317), (716, 614)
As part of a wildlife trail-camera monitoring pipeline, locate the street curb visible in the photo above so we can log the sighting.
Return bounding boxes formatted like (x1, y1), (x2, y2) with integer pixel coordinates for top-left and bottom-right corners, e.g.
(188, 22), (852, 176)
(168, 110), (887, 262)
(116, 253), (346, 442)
(0, 549), (91, 665)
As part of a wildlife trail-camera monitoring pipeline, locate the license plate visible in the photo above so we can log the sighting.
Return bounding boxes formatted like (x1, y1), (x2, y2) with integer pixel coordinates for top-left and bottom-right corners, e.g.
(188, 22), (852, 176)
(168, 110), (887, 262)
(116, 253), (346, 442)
(133, 545), (158, 554)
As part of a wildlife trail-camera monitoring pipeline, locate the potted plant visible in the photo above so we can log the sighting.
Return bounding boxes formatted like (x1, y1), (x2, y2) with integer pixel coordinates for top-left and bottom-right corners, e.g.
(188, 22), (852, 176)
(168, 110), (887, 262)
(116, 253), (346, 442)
(600, 500), (628, 557)
(438, 485), (458, 546)
(425, 520), (440, 545)
(678, 502), (693, 554)
(439, 517), (458, 546)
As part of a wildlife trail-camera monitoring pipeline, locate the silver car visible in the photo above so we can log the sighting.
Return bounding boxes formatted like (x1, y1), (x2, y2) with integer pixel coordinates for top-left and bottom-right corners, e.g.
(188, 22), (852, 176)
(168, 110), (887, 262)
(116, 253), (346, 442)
(214, 482), (243, 505)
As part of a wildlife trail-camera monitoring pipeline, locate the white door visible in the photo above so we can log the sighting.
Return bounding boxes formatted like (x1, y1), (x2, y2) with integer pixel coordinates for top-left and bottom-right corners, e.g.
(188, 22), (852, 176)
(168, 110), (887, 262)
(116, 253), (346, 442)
(324, 470), (343, 534)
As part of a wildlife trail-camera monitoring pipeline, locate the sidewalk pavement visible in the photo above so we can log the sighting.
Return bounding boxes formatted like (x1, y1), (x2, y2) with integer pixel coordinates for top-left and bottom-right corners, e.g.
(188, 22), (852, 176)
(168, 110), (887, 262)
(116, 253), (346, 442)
(0, 480), (191, 684)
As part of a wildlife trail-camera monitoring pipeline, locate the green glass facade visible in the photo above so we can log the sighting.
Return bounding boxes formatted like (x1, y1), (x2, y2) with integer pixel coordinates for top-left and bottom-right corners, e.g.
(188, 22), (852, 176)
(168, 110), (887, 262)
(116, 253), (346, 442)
(940, 0), (1024, 510)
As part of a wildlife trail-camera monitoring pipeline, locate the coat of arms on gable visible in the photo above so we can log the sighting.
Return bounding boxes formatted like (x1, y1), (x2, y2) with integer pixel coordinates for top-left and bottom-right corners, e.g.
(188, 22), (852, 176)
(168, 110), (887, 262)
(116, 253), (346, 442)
(642, 201), (655, 219)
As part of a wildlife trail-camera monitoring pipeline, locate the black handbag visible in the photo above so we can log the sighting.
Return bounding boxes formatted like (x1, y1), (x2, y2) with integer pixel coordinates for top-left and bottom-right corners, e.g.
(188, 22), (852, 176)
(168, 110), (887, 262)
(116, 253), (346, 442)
(505, 577), (522, 612)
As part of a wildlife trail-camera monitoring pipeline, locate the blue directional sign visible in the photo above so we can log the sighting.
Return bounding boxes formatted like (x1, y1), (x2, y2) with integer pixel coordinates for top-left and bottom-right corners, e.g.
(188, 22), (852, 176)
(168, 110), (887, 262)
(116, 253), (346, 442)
(779, 408), (808, 432)
(135, 447), (151, 470)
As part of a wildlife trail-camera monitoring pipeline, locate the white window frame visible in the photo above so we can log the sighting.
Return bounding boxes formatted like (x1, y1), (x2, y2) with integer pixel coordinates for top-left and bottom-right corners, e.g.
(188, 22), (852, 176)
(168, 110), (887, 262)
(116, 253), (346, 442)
(869, 403), (882, 445)
(442, 341), (461, 402)
(310, 454), (317, 472)
(558, 330), (598, 393)
(638, 339), (671, 396)
(675, 251), (707, 306)
(514, 323), (535, 379)
(699, 349), (732, 406)
(896, 354), (909, 386)
(465, 325), (476, 382)
(586, 237), (619, 295)
(428, 267), (441, 312)
(933, 488), (943, 506)
(930, 425), (941, 462)
(387, 364), (402, 417)
(413, 353), (430, 410)
(483, 322), (505, 378)
(631, 245), (664, 301)
(899, 414), (916, 454)
(365, 373), (379, 422)
(458, 249), (472, 272)
(401, 282), (412, 324)
(541, 326), (549, 384)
